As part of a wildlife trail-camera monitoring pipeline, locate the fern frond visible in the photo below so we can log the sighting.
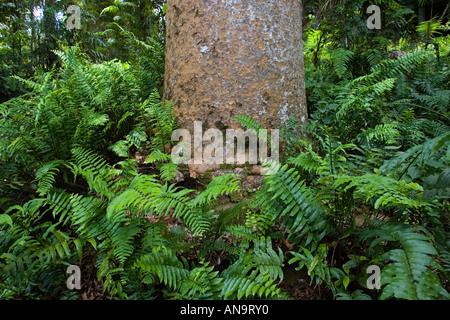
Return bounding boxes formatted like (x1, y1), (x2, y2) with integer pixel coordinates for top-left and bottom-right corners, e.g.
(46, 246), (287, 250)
(110, 219), (142, 264)
(235, 115), (263, 132)
(140, 223), (170, 251)
(333, 174), (425, 209)
(371, 51), (432, 81)
(364, 48), (383, 69)
(71, 147), (116, 199)
(35, 160), (65, 196)
(220, 237), (285, 299)
(134, 246), (189, 289)
(289, 142), (324, 173)
(331, 48), (354, 79)
(221, 269), (283, 299)
(126, 129), (147, 150)
(225, 225), (254, 244)
(358, 124), (400, 144)
(179, 261), (222, 299)
(145, 149), (172, 163)
(159, 161), (178, 182)
(108, 140), (130, 158)
(190, 174), (240, 208)
(379, 131), (450, 180)
(288, 243), (333, 288)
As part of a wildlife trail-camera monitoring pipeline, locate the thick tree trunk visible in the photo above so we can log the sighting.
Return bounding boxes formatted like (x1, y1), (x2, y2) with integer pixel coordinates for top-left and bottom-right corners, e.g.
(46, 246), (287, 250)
(164, 0), (307, 132)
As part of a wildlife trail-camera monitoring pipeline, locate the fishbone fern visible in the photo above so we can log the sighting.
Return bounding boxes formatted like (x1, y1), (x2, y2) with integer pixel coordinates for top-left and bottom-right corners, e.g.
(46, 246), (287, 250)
(252, 164), (329, 248)
(333, 174), (425, 210)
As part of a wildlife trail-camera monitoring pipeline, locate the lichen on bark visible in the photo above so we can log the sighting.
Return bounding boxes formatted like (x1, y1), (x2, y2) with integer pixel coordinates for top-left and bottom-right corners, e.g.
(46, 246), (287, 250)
(164, 0), (307, 132)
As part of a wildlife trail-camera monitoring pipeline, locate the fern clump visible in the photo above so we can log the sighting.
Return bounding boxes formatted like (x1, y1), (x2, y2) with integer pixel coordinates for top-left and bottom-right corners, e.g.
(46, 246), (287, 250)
(362, 222), (450, 300)
(253, 164), (329, 248)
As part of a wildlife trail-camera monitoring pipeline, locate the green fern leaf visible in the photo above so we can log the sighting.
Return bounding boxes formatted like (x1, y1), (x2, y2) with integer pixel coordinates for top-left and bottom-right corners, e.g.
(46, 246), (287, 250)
(134, 247), (189, 289)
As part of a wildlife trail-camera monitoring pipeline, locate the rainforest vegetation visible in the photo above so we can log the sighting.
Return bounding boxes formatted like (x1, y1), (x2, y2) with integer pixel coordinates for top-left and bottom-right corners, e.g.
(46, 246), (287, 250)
(0, 0), (449, 301)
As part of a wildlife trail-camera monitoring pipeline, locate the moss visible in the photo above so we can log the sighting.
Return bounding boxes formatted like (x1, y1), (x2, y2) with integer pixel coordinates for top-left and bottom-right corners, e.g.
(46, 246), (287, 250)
(164, 0), (307, 132)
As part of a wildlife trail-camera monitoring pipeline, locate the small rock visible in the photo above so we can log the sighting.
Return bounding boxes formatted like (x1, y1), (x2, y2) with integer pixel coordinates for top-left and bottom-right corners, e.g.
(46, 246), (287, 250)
(172, 171), (185, 183)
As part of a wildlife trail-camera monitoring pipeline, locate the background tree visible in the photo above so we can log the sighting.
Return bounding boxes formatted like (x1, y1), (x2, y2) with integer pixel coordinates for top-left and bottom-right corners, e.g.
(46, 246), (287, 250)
(0, 0), (448, 301)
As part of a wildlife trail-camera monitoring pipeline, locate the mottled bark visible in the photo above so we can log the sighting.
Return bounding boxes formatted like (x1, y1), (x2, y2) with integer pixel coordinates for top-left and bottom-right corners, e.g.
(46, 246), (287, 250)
(164, 0), (307, 132)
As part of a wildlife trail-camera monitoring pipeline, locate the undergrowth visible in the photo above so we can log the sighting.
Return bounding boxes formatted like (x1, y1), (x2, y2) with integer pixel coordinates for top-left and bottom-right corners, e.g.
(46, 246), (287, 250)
(1, 1), (449, 300)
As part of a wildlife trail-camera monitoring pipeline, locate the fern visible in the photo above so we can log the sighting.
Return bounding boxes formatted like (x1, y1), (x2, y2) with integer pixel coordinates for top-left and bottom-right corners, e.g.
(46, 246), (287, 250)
(110, 219), (142, 264)
(145, 150), (179, 182)
(146, 149), (172, 163)
(362, 221), (450, 300)
(253, 164), (329, 247)
(336, 290), (372, 300)
(370, 51), (432, 82)
(0, 202), (83, 297)
(364, 48), (383, 69)
(190, 174), (240, 207)
(1, 46), (154, 174)
(134, 246), (189, 290)
(143, 90), (177, 152)
(235, 115), (275, 150)
(151, 184), (206, 234)
(220, 237), (286, 299)
(109, 140), (130, 158)
(221, 269), (284, 300)
(289, 243), (336, 289)
(288, 140), (324, 174)
(288, 139), (354, 177)
(159, 162), (178, 182)
(178, 261), (222, 299)
(35, 160), (65, 196)
(357, 124), (400, 144)
(71, 147), (118, 199)
(235, 115), (263, 133)
(379, 131), (450, 186)
(333, 174), (425, 210)
(335, 76), (396, 121)
(331, 48), (354, 79)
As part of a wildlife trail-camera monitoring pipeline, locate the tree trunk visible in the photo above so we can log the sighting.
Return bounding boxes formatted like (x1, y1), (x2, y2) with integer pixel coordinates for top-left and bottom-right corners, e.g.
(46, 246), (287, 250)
(163, 0), (307, 132)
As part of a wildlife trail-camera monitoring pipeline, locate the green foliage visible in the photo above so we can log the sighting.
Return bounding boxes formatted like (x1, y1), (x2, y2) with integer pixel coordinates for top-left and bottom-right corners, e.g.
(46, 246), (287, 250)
(220, 237), (286, 299)
(252, 164), (329, 248)
(0, 0), (167, 102)
(134, 246), (189, 290)
(0, 46), (168, 209)
(289, 2), (450, 300)
(1, 138), (249, 299)
(133, 237), (286, 300)
(331, 48), (354, 79)
(289, 244), (335, 289)
(362, 221), (449, 300)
